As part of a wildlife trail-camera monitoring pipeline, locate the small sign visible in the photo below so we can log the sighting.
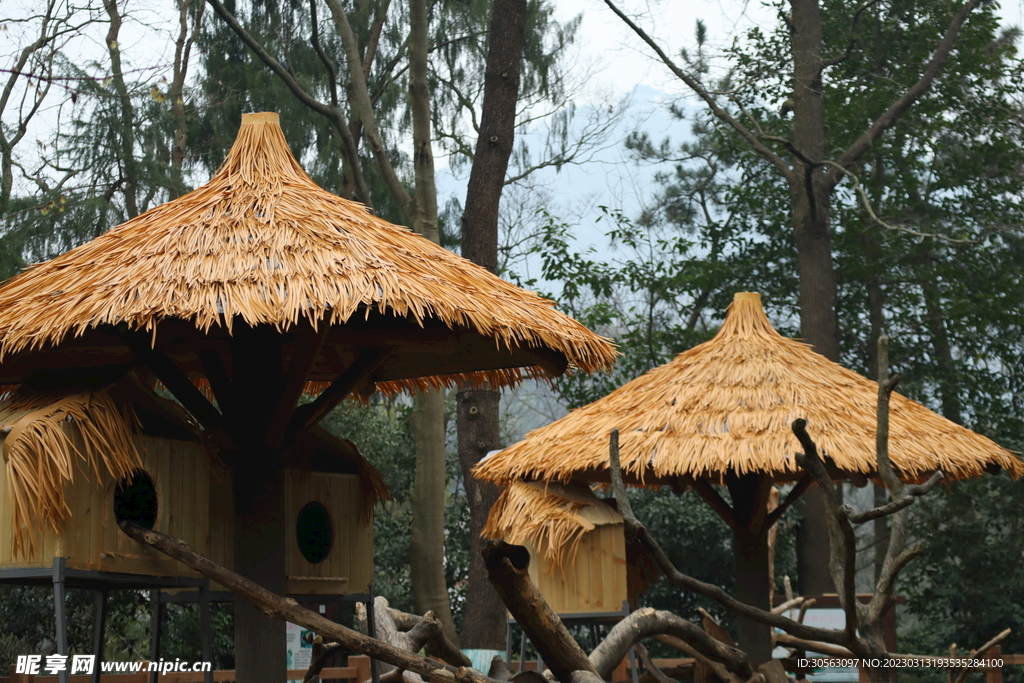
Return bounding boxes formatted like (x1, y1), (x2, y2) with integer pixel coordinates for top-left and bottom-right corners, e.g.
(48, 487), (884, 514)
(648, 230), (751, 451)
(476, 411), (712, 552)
(286, 622), (314, 683)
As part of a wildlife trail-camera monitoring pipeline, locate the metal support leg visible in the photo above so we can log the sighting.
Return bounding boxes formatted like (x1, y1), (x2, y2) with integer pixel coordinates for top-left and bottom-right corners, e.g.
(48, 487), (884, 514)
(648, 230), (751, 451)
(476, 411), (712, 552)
(149, 589), (163, 683)
(366, 585), (380, 683)
(91, 589), (109, 683)
(200, 581), (213, 683)
(505, 621), (512, 670)
(627, 647), (640, 683)
(518, 625), (527, 673)
(52, 557), (69, 683)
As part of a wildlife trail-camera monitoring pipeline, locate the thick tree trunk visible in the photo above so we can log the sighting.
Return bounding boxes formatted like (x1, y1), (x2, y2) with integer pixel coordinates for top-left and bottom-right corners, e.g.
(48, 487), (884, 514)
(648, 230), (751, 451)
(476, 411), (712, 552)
(726, 473), (774, 665)
(103, 0), (139, 218)
(456, 0), (528, 652)
(456, 389), (505, 649)
(405, 0), (459, 643)
(789, 0), (840, 601)
(410, 390), (459, 645)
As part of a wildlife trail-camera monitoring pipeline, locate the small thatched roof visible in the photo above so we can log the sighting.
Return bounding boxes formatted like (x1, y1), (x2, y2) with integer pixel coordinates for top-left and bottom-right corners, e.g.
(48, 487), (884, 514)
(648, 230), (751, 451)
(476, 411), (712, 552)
(0, 382), (143, 555)
(0, 113), (615, 393)
(483, 480), (623, 570)
(475, 292), (1022, 486)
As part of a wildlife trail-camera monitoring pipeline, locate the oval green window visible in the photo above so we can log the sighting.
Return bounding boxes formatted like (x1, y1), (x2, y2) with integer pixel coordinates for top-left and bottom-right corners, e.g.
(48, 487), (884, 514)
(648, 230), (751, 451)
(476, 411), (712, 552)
(296, 501), (333, 564)
(114, 469), (158, 530)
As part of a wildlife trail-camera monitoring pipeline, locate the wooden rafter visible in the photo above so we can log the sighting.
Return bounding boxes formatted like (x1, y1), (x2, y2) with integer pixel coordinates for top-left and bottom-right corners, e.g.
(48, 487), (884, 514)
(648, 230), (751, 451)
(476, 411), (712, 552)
(283, 345), (396, 448)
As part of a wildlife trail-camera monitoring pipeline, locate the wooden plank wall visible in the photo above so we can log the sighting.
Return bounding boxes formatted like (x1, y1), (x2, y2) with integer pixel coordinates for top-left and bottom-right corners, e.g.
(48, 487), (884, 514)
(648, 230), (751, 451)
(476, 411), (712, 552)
(284, 471), (373, 595)
(206, 469), (373, 594)
(529, 523), (628, 614)
(0, 433), (210, 578)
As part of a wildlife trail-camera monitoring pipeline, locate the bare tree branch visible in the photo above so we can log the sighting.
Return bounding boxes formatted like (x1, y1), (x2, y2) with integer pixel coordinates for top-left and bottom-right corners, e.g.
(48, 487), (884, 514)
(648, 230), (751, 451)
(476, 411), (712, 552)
(827, 0), (987, 188)
(821, 161), (976, 243)
(601, 0), (794, 182)
(589, 607), (752, 681)
(118, 521), (501, 683)
(607, 429), (855, 647)
(204, 0), (371, 204)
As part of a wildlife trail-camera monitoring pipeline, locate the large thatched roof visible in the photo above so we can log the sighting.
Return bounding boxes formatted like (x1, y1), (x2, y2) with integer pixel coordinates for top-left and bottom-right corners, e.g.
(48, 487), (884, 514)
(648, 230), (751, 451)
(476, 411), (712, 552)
(475, 292), (1022, 485)
(0, 113), (615, 393)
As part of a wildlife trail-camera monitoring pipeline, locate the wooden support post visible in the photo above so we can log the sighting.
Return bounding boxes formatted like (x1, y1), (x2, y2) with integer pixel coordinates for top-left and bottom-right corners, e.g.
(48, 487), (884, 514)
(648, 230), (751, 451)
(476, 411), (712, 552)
(986, 645), (1003, 683)
(200, 581), (213, 683)
(149, 589), (163, 683)
(51, 557), (69, 683)
(283, 346), (395, 448)
(366, 588), (380, 683)
(91, 589), (109, 683)
(727, 472), (775, 665)
(232, 452), (286, 683)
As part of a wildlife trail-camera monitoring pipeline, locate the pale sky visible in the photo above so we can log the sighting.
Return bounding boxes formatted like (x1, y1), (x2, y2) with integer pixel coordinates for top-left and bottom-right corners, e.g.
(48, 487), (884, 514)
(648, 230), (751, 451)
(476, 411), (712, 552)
(551, 0), (1024, 102)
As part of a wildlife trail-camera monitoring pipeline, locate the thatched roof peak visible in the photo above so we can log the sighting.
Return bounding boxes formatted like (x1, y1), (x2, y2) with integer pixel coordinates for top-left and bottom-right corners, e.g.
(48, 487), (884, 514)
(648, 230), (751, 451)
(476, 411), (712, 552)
(475, 291), (1022, 485)
(0, 113), (616, 391)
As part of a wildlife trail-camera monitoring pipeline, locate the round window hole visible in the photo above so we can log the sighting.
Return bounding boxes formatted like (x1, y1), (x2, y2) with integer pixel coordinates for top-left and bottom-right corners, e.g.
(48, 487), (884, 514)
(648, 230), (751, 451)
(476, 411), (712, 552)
(114, 469), (158, 530)
(296, 501), (333, 564)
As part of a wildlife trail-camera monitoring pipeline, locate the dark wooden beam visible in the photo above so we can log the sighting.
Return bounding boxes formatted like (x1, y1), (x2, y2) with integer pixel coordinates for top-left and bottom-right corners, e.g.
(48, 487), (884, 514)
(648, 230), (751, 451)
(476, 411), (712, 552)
(264, 323), (332, 449)
(123, 333), (236, 451)
(282, 346), (395, 448)
(690, 477), (737, 530)
(520, 346), (569, 377)
(199, 350), (235, 416)
(765, 473), (815, 529)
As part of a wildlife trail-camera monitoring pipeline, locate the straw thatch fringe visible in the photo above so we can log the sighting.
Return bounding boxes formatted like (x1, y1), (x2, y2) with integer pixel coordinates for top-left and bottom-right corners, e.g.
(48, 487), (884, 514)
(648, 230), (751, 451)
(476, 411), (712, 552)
(1, 388), (142, 557)
(483, 481), (623, 570)
(0, 114), (616, 392)
(476, 292), (1022, 486)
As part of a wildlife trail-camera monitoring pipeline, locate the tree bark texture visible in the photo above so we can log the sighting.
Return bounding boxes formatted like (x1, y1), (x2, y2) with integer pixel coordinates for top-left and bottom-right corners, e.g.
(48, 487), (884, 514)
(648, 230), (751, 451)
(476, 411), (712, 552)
(590, 608), (752, 681)
(404, 0), (458, 642)
(482, 541), (597, 683)
(410, 390), (459, 645)
(457, 0), (528, 651)
(456, 389), (505, 648)
(103, 0), (139, 218)
(788, 0), (840, 601)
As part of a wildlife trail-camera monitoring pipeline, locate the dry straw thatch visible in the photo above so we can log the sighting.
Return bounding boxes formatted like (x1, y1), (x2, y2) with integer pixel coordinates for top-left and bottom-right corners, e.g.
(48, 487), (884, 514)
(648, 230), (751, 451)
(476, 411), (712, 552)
(0, 386), (142, 556)
(482, 480), (623, 570)
(476, 292), (1022, 486)
(0, 113), (615, 393)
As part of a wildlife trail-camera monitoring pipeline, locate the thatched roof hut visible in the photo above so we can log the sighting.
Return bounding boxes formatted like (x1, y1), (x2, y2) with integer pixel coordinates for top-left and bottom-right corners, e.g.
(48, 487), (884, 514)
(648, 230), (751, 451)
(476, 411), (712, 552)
(475, 291), (1021, 663)
(0, 111), (617, 551)
(0, 112), (616, 680)
(476, 292), (1021, 486)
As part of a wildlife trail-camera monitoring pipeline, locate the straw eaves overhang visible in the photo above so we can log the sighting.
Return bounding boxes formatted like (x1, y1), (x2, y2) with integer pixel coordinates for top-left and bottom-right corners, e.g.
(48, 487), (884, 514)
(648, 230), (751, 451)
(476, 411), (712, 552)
(0, 113), (616, 393)
(475, 292), (1023, 486)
